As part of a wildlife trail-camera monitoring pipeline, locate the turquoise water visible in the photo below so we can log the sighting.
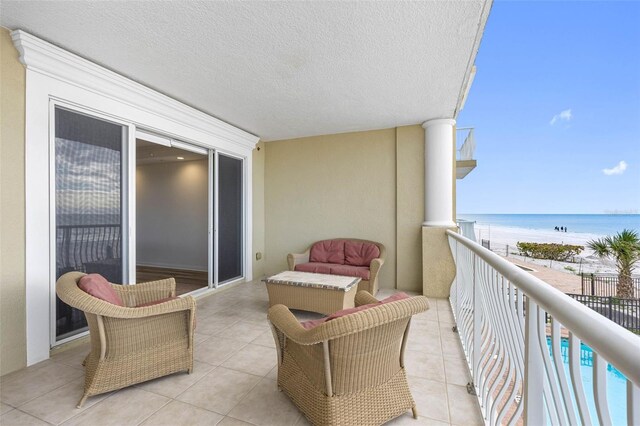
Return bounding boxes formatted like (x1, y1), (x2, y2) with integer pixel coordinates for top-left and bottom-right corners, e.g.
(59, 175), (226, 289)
(457, 214), (640, 236)
(549, 338), (627, 424)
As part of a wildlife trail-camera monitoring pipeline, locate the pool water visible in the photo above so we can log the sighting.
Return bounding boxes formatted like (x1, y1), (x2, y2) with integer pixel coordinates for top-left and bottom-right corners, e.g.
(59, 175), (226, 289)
(548, 338), (627, 425)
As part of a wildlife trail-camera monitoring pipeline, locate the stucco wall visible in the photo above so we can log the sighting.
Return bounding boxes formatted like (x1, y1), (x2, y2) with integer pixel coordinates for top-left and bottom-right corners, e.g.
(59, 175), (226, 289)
(396, 125), (425, 291)
(136, 159), (209, 270)
(264, 126), (425, 291)
(0, 27), (27, 375)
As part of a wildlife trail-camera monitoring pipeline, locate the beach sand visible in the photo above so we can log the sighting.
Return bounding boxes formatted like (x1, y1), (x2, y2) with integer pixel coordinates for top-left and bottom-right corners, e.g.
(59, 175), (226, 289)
(473, 224), (620, 275)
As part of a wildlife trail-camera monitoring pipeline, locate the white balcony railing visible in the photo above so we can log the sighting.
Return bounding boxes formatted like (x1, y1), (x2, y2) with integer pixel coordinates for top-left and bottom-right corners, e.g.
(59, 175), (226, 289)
(447, 230), (640, 425)
(457, 127), (476, 161)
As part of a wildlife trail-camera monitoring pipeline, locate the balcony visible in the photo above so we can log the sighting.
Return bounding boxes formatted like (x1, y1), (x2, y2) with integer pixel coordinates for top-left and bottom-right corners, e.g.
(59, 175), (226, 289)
(456, 128), (477, 179)
(2, 231), (638, 425)
(0, 281), (483, 425)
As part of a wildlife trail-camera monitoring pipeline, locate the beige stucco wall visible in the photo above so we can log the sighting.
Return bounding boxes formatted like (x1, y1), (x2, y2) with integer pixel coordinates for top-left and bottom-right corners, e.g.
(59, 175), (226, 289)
(395, 125), (425, 291)
(0, 27), (27, 375)
(252, 141), (265, 278)
(263, 126), (426, 291)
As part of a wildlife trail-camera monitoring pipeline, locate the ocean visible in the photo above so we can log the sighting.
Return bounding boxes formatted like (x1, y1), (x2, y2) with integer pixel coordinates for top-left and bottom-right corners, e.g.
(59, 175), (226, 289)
(456, 214), (640, 237)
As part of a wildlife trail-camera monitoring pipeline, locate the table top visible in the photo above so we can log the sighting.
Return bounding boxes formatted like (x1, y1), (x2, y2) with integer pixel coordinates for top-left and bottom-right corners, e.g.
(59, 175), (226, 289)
(264, 271), (361, 292)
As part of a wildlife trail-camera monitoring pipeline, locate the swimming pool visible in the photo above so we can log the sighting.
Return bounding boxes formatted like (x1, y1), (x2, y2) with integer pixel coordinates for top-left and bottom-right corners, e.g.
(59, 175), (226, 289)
(549, 338), (627, 425)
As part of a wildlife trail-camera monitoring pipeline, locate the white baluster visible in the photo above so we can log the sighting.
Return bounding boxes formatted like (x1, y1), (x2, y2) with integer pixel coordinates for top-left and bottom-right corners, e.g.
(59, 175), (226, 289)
(523, 298), (545, 425)
(593, 352), (612, 426)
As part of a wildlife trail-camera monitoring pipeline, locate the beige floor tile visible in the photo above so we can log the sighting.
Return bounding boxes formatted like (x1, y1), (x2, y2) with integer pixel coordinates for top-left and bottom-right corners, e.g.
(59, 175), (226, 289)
(385, 412), (450, 425)
(221, 344), (277, 377)
(266, 366), (278, 381)
(446, 384), (483, 426)
(19, 378), (110, 425)
(228, 378), (301, 425)
(407, 376), (450, 423)
(406, 336), (443, 356)
(295, 415), (311, 425)
(416, 305), (439, 322)
(194, 335), (247, 366)
(0, 280), (483, 426)
(443, 357), (471, 387)
(435, 299), (452, 312)
(250, 330), (276, 348)
(193, 332), (212, 345)
(437, 309), (455, 325)
(0, 360), (54, 384)
(404, 350), (446, 382)
(218, 416), (255, 425)
(216, 321), (269, 343)
(0, 409), (50, 425)
(176, 367), (261, 415)
(1, 362), (83, 407)
(51, 345), (90, 369)
(136, 361), (215, 398)
(440, 336), (466, 360)
(196, 316), (240, 336)
(140, 400), (224, 425)
(62, 387), (169, 426)
(1, 402), (14, 415)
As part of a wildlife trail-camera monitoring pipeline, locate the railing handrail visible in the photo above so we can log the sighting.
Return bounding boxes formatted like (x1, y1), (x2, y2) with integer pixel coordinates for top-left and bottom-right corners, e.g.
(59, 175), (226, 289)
(447, 229), (640, 385)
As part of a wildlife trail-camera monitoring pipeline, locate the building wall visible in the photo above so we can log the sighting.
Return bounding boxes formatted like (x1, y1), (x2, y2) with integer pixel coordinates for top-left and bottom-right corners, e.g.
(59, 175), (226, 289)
(0, 27), (27, 375)
(263, 125), (425, 291)
(396, 125), (425, 291)
(136, 159), (209, 270)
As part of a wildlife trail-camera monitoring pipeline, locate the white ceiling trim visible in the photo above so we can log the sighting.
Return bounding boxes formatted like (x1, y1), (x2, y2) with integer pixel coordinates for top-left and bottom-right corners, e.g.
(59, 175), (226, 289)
(11, 30), (260, 149)
(454, 0), (493, 118)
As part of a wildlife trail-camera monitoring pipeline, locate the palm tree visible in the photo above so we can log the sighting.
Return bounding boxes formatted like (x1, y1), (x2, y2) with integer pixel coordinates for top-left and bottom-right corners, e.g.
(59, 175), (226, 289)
(587, 229), (640, 299)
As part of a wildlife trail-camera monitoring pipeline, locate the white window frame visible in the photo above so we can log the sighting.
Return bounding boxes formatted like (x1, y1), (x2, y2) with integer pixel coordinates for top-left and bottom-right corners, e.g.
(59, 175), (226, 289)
(13, 30), (259, 365)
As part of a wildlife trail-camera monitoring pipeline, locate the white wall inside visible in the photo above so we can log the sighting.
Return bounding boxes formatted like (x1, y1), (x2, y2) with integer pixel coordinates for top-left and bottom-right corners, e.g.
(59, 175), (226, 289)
(136, 159), (208, 271)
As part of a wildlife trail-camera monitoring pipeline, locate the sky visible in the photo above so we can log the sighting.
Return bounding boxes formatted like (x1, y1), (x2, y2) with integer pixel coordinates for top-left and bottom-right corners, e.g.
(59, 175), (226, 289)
(456, 1), (640, 214)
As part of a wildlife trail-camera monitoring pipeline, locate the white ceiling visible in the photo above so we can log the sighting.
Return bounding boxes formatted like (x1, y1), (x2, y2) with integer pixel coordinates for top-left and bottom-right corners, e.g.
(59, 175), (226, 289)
(1, 1), (491, 141)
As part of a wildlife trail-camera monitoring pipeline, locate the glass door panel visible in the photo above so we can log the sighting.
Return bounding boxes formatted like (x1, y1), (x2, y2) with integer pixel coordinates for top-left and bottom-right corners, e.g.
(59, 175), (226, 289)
(217, 154), (243, 283)
(54, 107), (126, 341)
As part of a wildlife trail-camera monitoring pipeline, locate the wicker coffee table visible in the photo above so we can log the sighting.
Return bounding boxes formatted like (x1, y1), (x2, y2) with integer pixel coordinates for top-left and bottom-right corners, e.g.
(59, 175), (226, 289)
(264, 271), (361, 315)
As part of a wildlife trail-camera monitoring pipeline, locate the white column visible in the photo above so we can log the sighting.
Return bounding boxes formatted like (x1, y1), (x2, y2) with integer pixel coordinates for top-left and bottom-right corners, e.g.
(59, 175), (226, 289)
(422, 118), (456, 227)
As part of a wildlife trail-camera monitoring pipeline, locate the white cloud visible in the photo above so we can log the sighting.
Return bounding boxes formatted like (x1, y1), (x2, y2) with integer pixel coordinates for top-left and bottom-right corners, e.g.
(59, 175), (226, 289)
(550, 109), (572, 125)
(602, 161), (627, 176)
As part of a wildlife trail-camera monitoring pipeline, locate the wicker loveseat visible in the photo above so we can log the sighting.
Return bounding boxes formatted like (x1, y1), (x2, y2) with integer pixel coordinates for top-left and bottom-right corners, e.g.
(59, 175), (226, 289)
(268, 290), (429, 426)
(56, 271), (196, 407)
(287, 238), (385, 295)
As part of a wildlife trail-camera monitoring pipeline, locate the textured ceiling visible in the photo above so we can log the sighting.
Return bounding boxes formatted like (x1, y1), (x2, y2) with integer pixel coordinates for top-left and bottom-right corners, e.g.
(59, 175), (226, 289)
(1, 1), (490, 141)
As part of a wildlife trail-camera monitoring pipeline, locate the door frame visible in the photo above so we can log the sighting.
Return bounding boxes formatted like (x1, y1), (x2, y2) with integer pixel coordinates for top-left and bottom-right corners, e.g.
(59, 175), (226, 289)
(15, 29), (259, 365)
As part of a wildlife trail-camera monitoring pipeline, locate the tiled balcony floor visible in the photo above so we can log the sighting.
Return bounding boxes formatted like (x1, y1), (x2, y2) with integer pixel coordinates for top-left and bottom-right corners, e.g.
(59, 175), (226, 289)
(0, 281), (483, 426)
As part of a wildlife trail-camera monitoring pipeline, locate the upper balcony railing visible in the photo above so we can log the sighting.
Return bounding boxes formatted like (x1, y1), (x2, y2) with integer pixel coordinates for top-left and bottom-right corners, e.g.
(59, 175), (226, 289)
(457, 127), (476, 161)
(447, 230), (640, 425)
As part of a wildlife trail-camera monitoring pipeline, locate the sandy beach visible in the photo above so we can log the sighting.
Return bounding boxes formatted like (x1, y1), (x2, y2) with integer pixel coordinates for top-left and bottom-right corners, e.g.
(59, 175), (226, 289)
(472, 224), (621, 274)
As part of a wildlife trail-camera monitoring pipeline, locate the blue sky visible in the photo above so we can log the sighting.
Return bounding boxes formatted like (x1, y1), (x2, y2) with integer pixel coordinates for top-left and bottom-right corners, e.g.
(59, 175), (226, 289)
(456, 1), (640, 214)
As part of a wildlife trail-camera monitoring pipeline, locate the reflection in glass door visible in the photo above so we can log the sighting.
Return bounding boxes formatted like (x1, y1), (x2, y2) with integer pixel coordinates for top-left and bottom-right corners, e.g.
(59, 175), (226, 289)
(217, 154), (243, 283)
(54, 107), (127, 341)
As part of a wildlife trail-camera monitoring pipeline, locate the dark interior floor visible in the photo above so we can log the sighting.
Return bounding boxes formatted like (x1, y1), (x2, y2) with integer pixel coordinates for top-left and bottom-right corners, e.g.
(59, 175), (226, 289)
(136, 265), (208, 295)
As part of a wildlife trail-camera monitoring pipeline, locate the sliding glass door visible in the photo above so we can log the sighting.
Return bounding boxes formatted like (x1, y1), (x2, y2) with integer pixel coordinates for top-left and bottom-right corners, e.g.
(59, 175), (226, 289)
(217, 154), (244, 283)
(52, 108), (246, 345)
(54, 107), (128, 341)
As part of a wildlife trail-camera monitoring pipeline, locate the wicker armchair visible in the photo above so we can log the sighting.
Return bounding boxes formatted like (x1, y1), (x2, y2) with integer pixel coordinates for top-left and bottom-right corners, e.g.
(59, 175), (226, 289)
(56, 271), (196, 408)
(268, 290), (429, 426)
